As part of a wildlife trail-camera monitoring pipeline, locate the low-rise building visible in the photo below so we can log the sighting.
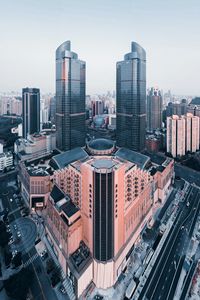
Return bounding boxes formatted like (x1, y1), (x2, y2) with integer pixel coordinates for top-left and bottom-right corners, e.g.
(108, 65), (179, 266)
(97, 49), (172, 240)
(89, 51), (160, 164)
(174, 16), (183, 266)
(14, 132), (56, 162)
(18, 162), (52, 209)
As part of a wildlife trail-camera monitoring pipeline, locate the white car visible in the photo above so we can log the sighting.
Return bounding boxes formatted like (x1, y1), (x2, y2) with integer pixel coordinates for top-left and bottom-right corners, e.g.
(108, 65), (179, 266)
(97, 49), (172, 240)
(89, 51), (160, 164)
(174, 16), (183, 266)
(17, 231), (21, 238)
(10, 198), (13, 202)
(8, 238), (14, 245)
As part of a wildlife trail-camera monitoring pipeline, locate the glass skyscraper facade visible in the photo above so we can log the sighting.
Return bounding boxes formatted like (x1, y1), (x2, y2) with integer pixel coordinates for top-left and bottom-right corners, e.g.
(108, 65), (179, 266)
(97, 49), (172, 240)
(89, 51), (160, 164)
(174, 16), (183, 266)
(22, 87), (40, 139)
(116, 42), (146, 152)
(147, 87), (163, 132)
(56, 41), (86, 151)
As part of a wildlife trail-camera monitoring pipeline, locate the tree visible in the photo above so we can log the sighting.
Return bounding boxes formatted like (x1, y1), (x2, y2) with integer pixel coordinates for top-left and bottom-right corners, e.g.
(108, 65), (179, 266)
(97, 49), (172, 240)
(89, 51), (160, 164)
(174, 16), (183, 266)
(51, 270), (60, 287)
(4, 250), (12, 267)
(12, 252), (22, 268)
(46, 258), (55, 274)
(3, 212), (9, 223)
(4, 268), (33, 300)
(0, 231), (10, 248)
(0, 221), (6, 234)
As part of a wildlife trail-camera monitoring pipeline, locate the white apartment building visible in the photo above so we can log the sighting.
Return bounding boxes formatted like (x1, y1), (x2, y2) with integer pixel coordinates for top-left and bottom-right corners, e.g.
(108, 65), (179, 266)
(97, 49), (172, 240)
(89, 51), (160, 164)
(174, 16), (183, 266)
(0, 152), (13, 171)
(167, 113), (200, 157)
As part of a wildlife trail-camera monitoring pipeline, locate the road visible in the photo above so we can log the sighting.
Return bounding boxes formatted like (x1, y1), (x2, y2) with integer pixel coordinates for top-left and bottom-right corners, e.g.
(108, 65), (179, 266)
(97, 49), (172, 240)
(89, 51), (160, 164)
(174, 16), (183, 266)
(137, 185), (200, 300)
(175, 163), (200, 186)
(0, 174), (57, 300)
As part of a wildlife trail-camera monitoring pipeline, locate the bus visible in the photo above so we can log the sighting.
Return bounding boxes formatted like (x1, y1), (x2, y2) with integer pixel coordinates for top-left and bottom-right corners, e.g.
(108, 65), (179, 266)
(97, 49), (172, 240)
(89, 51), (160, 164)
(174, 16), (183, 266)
(125, 279), (137, 299)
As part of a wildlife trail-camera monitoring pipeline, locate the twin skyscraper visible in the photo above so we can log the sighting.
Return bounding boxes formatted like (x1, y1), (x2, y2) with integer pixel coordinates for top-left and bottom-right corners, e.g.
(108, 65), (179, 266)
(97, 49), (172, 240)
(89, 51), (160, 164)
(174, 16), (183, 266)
(55, 41), (146, 152)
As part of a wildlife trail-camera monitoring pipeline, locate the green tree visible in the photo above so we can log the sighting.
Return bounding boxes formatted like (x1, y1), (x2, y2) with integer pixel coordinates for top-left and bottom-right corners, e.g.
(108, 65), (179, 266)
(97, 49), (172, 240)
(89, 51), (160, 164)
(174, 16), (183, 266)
(12, 252), (22, 268)
(4, 268), (33, 300)
(0, 231), (10, 248)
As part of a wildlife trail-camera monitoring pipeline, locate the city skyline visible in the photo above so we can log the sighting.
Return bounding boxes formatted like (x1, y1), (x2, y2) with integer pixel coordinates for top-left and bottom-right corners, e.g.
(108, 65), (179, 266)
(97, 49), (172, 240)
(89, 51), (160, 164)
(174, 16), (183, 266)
(1, 0), (200, 95)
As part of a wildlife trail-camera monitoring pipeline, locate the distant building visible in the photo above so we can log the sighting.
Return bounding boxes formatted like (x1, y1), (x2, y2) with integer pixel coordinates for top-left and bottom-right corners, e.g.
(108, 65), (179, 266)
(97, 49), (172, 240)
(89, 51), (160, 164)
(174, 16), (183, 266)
(91, 100), (104, 116)
(167, 113), (200, 157)
(187, 104), (200, 117)
(166, 99), (187, 118)
(147, 88), (163, 132)
(0, 97), (22, 116)
(22, 88), (40, 139)
(189, 97), (200, 106)
(55, 41), (86, 151)
(116, 42), (146, 152)
(0, 152), (13, 171)
(14, 132), (56, 161)
(108, 114), (116, 130)
(50, 96), (56, 124)
(146, 135), (160, 153)
(40, 99), (49, 129)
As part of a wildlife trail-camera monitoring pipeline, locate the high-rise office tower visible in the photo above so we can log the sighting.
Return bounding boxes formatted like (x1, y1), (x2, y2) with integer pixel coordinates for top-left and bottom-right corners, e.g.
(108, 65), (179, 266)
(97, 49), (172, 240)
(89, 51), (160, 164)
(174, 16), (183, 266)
(22, 88), (40, 139)
(116, 42), (146, 152)
(56, 41), (86, 151)
(166, 99), (187, 118)
(147, 87), (163, 132)
(91, 100), (104, 117)
(50, 96), (56, 124)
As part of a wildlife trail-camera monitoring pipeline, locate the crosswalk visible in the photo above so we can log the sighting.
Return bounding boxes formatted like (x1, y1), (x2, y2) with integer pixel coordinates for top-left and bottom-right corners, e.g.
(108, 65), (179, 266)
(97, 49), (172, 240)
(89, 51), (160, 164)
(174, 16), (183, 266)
(23, 253), (39, 268)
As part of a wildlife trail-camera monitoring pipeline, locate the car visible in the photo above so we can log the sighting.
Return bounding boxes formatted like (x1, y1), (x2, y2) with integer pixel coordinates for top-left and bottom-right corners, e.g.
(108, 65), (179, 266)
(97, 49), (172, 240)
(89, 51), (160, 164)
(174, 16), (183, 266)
(10, 198), (13, 202)
(8, 238), (14, 245)
(17, 231), (21, 238)
(13, 224), (17, 230)
(60, 285), (67, 294)
(40, 250), (48, 260)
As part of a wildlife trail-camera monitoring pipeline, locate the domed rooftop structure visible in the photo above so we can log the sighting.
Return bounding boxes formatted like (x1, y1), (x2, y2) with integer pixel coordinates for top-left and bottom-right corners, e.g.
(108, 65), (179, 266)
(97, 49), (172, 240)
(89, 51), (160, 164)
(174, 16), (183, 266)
(87, 138), (115, 155)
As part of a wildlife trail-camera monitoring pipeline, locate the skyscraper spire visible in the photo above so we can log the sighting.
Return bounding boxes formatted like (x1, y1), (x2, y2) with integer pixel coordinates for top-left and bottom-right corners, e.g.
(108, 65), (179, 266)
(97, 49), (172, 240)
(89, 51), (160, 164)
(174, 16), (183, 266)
(116, 41), (146, 152)
(55, 41), (86, 151)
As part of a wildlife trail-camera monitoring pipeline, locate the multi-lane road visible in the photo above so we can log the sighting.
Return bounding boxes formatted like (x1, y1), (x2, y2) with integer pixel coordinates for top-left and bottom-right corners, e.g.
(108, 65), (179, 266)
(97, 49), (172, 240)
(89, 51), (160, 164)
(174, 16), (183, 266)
(137, 185), (200, 300)
(0, 174), (57, 300)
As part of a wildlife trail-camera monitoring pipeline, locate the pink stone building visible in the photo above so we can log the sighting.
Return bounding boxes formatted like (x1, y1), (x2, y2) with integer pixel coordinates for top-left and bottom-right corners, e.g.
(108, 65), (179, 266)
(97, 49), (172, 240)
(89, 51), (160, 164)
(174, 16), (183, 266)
(42, 139), (174, 297)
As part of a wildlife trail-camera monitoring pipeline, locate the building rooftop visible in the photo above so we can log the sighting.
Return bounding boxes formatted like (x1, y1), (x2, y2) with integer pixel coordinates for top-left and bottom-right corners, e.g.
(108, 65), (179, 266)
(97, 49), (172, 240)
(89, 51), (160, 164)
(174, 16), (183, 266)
(157, 165), (165, 172)
(190, 97), (200, 105)
(69, 241), (92, 275)
(26, 166), (49, 176)
(91, 158), (117, 169)
(50, 185), (65, 203)
(88, 138), (115, 151)
(116, 148), (150, 169)
(61, 200), (79, 218)
(50, 147), (89, 170)
(145, 152), (166, 166)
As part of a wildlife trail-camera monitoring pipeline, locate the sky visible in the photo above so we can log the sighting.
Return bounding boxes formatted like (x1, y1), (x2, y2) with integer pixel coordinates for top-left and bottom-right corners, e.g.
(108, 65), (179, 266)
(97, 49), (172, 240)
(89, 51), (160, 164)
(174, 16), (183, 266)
(0, 0), (200, 95)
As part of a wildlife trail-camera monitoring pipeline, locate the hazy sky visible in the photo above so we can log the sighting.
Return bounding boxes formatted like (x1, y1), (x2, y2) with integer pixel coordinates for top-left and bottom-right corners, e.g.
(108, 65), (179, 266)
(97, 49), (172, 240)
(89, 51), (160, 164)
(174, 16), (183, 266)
(0, 0), (200, 95)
